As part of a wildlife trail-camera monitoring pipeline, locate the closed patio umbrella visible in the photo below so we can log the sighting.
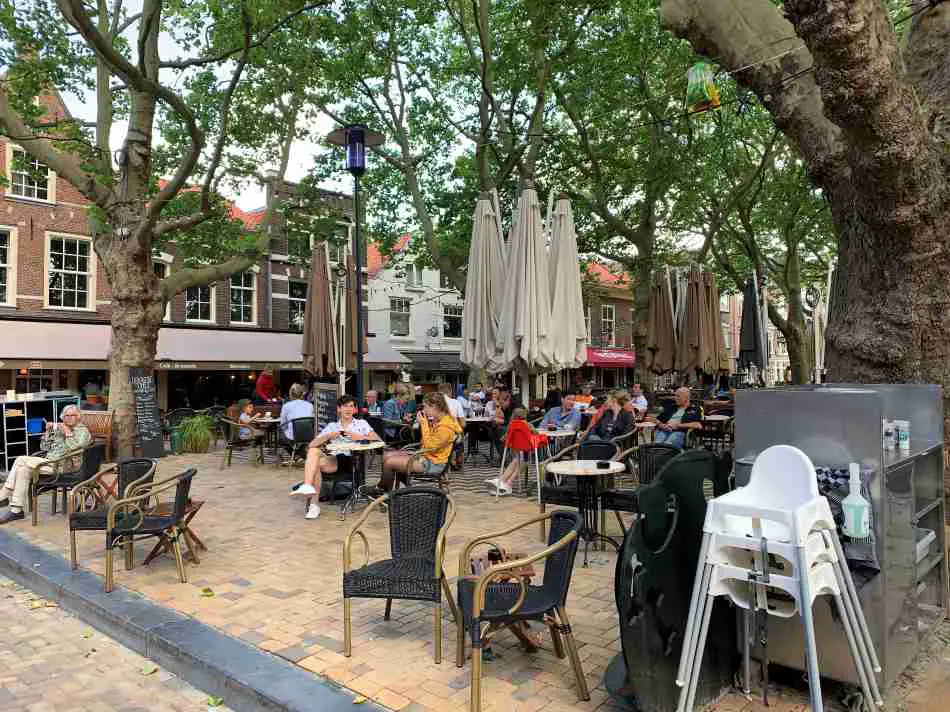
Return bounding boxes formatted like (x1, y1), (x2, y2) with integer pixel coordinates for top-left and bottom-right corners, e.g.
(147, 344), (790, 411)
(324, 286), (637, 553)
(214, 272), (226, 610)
(344, 254), (367, 370)
(489, 183), (555, 393)
(461, 193), (506, 371)
(646, 271), (676, 374)
(302, 242), (337, 377)
(703, 272), (728, 373)
(677, 269), (709, 374)
(738, 276), (765, 381)
(548, 194), (587, 370)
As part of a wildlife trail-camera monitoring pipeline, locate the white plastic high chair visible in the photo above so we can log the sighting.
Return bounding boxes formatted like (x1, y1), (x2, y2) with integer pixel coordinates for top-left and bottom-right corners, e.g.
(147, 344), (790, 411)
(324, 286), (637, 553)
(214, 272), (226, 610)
(675, 445), (882, 712)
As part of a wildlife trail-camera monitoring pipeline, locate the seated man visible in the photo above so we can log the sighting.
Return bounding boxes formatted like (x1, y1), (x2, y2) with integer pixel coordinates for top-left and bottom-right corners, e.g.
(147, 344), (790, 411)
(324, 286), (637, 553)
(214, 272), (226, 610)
(364, 390), (382, 416)
(649, 386), (702, 449)
(541, 392), (582, 430)
(290, 395), (379, 520)
(0, 405), (92, 524)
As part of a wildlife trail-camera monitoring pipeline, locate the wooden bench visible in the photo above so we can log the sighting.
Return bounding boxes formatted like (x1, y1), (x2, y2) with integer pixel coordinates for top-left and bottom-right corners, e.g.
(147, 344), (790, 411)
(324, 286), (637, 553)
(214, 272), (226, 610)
(79, 410), (114, 461)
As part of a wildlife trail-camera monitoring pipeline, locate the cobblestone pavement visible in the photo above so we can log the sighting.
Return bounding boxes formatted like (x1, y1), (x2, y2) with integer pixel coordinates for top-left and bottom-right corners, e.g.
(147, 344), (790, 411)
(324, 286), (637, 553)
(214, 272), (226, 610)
(4, 451), (946, 712)
(0, 575), (230, 712)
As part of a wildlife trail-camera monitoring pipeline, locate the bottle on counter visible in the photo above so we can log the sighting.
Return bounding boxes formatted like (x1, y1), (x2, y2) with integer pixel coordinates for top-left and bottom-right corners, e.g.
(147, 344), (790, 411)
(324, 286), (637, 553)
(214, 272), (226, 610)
(842, 462), (871, 539)
(894, 419), (911, 451)
(882, 420), (895, 449)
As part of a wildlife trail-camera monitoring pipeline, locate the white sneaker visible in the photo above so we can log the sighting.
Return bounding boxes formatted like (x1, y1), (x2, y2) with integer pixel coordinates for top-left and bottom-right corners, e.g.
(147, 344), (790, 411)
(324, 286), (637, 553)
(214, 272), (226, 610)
(291, 483), (317, 497)
(484, 477), (501, 487)
(493, 483), (511, 496)
(305, 502), (321, 520)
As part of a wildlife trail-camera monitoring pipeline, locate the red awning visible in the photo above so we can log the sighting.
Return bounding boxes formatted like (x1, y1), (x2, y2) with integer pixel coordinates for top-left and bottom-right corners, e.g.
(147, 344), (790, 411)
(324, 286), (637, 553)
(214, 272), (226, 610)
(585, 347), (636, 367)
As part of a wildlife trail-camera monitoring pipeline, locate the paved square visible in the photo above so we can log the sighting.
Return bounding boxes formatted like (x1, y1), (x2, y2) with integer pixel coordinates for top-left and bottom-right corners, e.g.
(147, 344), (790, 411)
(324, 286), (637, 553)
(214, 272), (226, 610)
(4, 453), (944, 711)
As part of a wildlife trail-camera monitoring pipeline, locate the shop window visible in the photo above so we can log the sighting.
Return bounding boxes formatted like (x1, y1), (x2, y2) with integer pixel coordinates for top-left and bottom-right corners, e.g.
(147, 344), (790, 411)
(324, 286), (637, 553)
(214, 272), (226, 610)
(443, 304), (463, 338)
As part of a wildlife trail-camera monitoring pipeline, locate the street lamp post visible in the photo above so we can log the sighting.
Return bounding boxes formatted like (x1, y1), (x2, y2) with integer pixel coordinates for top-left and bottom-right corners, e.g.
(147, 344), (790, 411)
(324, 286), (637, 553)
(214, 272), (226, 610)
(327, 124), (384, 406)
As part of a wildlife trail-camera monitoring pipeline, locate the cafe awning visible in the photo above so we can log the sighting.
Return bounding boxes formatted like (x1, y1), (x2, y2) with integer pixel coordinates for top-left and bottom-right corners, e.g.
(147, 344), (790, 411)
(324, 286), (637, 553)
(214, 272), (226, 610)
(366, 339), (410, 371)
(400, 350), (466, 373)
(585, 347), (636, 368)
(0, 320), (305, 370)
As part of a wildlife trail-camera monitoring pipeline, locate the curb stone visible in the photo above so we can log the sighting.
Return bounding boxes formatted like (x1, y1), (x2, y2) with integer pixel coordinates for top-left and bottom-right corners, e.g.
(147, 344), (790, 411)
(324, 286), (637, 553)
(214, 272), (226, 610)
(0, 529), (387, 712)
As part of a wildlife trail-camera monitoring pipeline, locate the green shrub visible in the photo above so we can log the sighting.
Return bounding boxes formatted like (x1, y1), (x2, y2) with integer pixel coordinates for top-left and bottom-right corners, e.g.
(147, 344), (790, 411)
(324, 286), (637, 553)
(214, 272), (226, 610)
(176, 414), (216, 453)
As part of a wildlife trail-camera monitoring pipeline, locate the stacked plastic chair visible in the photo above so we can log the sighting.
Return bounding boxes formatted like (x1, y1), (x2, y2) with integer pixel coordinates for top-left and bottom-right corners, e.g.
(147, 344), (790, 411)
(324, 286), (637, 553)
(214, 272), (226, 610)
(675, 445), (882, 712)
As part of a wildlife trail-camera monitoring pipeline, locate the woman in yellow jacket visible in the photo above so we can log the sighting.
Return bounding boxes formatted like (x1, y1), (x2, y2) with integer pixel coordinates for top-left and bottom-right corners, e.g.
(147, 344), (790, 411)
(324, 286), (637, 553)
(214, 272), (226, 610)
(376, 392), (462, 492)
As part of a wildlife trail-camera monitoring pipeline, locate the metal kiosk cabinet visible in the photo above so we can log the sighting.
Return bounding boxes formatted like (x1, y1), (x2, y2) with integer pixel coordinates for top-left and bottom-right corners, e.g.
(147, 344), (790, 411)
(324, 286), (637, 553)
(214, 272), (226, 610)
(733, 384), (947, 687)
(0, 391), (81, 471)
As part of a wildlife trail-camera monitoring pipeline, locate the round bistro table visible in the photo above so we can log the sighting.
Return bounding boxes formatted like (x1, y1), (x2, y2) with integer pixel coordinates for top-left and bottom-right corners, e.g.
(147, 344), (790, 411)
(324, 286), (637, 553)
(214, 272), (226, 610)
(325, 440), (386, 519)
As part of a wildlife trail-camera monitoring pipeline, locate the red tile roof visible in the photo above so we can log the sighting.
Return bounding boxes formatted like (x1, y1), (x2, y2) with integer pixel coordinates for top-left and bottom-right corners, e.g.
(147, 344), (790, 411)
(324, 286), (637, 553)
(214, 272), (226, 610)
(585, 260), (632, 288)
(155, 180), (264, 230)
(367, 233), (412, 277)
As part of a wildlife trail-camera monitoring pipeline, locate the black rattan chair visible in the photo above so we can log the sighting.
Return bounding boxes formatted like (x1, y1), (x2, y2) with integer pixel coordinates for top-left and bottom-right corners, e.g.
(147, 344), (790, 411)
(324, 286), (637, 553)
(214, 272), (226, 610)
(68, 458), (157, 571)
(455, 510), (588, 712)
(103, 467), (197, 592)
(219, 417), (265, 468)
(29, 442), (104, 526)
(600, 443), (680, 534)
(343, 486), (459, 663)
(281, 417), (315, 467)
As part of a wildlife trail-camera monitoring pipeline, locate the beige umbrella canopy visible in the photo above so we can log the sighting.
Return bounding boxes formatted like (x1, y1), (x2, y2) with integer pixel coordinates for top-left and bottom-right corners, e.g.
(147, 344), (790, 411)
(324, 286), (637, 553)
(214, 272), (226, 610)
(489, 184), (555, 379)
(302, 242), (337, 377)
(677, 269), (710, 374)
(344, 254), (367, 369)
(461, 193), (506, 371)
(702, 272), (728, 372)
(548, 194), (587, 370)
(646, 272), (676, 374)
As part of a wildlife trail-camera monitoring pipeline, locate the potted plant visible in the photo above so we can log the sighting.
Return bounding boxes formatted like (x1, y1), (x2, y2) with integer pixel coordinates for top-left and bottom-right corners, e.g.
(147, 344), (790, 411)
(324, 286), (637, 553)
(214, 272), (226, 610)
(175, 414), (217, 453)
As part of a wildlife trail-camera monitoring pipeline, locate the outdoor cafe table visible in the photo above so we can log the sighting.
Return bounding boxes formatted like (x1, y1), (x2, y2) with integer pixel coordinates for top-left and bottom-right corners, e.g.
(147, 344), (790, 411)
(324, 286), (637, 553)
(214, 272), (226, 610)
(703, 414), (732, 423)
(545, 460), (626, 567)
(254, 416), (281, 462)
(538, 427), (577, 455)
(325, 440), (386, 519)
(635, 420), (657, 443)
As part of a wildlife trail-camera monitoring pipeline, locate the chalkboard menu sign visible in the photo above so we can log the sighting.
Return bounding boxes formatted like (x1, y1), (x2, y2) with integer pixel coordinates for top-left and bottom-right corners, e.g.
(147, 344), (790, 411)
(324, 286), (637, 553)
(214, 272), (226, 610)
(313, 384), (338, 431)
(129, 367), (165, 458)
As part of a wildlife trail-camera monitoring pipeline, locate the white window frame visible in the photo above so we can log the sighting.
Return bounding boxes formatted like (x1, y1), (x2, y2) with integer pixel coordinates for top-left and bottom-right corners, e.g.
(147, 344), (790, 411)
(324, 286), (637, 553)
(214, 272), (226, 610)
(601, 303), (615, 347)
(153, 259), (171, 321)
(288, 278), (307, 332)
(405, 264), (423, 290)
(185, 284), (216, 324)
(229, 270), (257, 325)
(390, 296), (411, 337)
(443, 304), (463, 339)
(5, 144), (56, 203)
(44, 232), (95, 311)
(0, 226), (18, 307)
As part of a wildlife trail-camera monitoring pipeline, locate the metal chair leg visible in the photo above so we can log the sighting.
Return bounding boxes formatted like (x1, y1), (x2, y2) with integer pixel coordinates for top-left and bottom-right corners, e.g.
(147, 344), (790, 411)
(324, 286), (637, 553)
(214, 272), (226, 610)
(548, 619), (566, 659)
(434, 603), (443, 664)
(539, 502), (547, 542)
(384, 598), (392, 620)
(676, 532), (712, 686)
(51, 490), (57, 515)
(124, 536), (134, 570)
(833, 590), (876, 710)
(682, 588), (715, 712)
(343, 599), (352, 657)
(829, 534), (881, 674)
(31, 492), (38, 526)
(554, 608), (590, 701)
(62, 489), (67, 514)
(442, 575), (461, 624)
(69, 529), (78, 570)
(456, 613), (466, 668)
(796, 546), (824, 712)
(470, 628), (483, 712)
(104, 547), (114, 593)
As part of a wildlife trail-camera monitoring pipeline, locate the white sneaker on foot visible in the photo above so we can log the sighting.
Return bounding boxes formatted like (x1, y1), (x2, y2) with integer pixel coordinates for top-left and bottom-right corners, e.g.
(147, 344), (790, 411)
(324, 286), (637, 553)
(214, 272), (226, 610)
(305, 502), (321, 520)
(291, 483), (317, 497)
(484, 477), (501, 487)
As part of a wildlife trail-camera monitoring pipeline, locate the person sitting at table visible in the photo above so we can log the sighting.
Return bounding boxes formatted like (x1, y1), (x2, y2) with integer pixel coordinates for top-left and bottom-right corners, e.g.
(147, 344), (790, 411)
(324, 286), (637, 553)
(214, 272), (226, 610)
(238, 399), (264, 440)
(586, 391), (634, 442)
(630, 383), (649, 418)
(540, 392), (581, 430)
(456, 384), (471, 414)
(438, 382), (466, 425)
(290, 395), (379, 520)
(374, 393), (462, 492)
(381, 384), (412, 439)
(279, 384), (312, 452)
(574, 384), (594, 407)
(543, 386), (562, 411)
(364, 390), (382, 416)
(649, 386), (702, 449)
(253, 367), (280, 404)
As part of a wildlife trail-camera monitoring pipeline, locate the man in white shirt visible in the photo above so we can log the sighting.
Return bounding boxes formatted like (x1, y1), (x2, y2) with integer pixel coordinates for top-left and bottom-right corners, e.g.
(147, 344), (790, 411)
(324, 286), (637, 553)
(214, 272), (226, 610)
(438, 383), (466, 424)
(630, 383), (649, 417)
(289, 395), (379, 519)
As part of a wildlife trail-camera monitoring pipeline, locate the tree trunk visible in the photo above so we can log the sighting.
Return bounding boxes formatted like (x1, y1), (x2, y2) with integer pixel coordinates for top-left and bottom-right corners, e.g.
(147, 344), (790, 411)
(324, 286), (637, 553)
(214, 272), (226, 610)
(784, 323), (809, 386)
(101, 238), (165, 456)
(632, 240), (653, 379)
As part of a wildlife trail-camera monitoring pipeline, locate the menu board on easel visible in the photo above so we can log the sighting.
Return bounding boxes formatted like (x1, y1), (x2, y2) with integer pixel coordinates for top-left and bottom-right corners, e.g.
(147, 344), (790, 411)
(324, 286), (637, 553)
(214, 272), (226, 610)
(312, 383), (338, 431)
(129, 367), (165, 458)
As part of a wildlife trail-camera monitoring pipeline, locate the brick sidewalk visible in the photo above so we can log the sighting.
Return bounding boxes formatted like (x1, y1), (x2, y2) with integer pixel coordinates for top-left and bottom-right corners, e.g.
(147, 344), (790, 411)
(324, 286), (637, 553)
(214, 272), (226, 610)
(0, 574), (231, 712)
(3, 453), (944, 711)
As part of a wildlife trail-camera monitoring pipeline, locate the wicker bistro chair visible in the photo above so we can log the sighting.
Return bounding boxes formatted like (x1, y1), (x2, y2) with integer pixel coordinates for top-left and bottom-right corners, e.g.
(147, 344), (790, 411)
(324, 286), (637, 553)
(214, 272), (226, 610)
(599, 443), (680, 535)
(280, 417), (315, 467)
(219, 417), (265, 468)
(343, 486), (460, 663)
(68, 458), (157, 571)
(455, 510), (587, 712)
(28, 442), (104, 526)
(102, 467), (197, 592)
(79, 410), (114, 460)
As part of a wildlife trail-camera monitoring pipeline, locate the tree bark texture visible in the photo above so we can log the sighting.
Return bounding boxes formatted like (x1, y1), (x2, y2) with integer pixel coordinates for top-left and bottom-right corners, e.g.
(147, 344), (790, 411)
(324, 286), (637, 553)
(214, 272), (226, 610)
(663, 0), (950, 494)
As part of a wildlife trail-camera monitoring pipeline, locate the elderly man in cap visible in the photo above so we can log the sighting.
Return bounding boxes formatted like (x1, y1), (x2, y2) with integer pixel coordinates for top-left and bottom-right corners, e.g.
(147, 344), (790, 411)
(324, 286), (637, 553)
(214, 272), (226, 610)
(649, 387), (702, 449)
(0, 404), (92, 524)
